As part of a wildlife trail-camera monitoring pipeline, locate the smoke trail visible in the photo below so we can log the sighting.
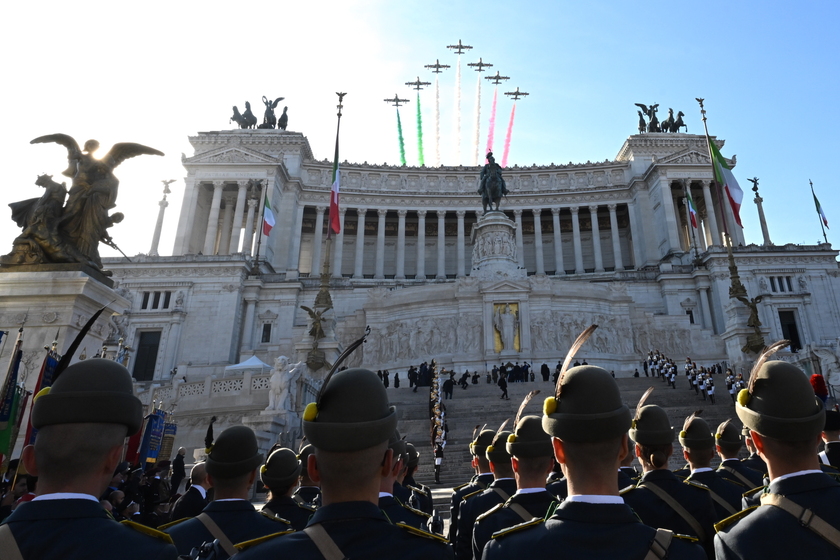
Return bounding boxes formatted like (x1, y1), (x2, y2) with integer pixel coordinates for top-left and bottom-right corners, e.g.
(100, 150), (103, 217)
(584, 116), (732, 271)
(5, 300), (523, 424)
(486, 87), (497, 158)
(454, 58), (461, 165)
(472, 74), (481, 165)
(416, 93), (425, 166)
(396, 108), (406, 166)
(434, 77), (441, 166)
(502, 103), (516, 168)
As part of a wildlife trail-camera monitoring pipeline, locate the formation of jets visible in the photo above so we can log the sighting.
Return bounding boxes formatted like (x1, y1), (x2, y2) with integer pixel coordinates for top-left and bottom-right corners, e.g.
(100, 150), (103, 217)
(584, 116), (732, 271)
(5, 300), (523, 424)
(405, 76), (432, 91)
(485, 71), (510, 85)
(424, 59), (450, 74)
(504, 87), (529, 101)
(446, 39), (473, 55)
(384, 94), (410, 107)
(467, 57), (493, 73)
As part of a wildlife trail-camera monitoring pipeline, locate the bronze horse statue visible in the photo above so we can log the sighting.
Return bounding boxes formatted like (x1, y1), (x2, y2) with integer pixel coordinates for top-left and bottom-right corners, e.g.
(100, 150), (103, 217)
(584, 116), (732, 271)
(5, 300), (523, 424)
(673, 111), (688, 132)
(230, 103), (257, 129)
(479, 152), (508, 212)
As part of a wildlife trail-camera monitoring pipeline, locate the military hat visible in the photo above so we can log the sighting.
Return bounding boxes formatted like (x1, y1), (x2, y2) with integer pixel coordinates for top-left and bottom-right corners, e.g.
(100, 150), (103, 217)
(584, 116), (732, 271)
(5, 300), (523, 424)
(298, 444), (314, 476)
(506, 415), (553, 458)
(32, 359), (142, 434)
(486, 430), (513, 463)
(629, 389), (674, 445)
(715, 419), (742, 447)
(543, 366), (632, 443)
(825, 410), (840, 431)
(470, 429), (496, 457)
(405, 442), (420, 468)
(303, 368), (397, 452)
(389, 429), (407, 462)
(736, 359), (825, 441)
(206, 425), (263, 479)
(678, 414), (714, 450)
(260, 447), (302, 490)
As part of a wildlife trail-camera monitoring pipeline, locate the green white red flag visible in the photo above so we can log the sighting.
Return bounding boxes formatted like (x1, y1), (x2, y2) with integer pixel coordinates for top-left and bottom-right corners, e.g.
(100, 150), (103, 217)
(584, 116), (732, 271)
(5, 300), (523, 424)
(813, 188), (829, 229)
(263, 195), (275, 236)
(686, 191), (698, 228)
(708, 138), (744, 227)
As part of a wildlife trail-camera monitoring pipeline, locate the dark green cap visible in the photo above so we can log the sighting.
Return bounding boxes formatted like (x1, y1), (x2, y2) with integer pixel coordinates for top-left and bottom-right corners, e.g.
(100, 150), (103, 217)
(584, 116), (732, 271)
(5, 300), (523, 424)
(32, 359), (142, 435)
(630, 405), (674, 445)
(303, 368), (397, 452)
(506, 415), (553, 458)
(486, 431), (513, 463)
(260, 448), (301, 490)
(471, 430), (496, 457)
(736, 361), (825, 441)
(679, 415), (714, 450)
(405, 443), (419, 468)
(298, 444), (314, 476)
(825, 410), (840, 431)
(715, 420), (742, 447)
(542, 366), (632, 443)
(389, 429), (406, 462)
(206, 425), (263, 479)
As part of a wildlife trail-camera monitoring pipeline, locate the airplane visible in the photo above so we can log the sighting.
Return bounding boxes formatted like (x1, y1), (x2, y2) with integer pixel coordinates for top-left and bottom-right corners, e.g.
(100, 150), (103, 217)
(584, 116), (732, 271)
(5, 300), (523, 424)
(405, 76), (432, 91)
(384, 94), (410, 107)
(424, 59), (451, 74)
(447, 39), (473, 55)
(504, 87), (530, 101)
(467, 57), (493, 72)
(485, 71), (510, 85)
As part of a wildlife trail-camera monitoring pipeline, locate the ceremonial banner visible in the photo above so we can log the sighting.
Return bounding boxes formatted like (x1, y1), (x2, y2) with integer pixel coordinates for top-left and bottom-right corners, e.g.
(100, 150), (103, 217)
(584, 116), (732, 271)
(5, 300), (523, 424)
(137, 409), (166, 467)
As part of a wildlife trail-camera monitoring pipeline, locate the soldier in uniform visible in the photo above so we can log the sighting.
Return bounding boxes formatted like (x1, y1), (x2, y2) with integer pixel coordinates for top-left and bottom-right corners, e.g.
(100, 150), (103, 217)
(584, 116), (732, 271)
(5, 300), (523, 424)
(456, 428), (517, 559)
(0, 359), (178, 559)
(714, 420), (764, 489)
(678, 415), (745, 520)
(715, 358), (840, 559)
(621, 395), (716, 554)
(379, 431), (431, 529)
(292, 444), (322, 509)
(739, 427), (768, 476)
(235, 368), (453, 559)
(449, 429), (495, 542)
(403, 443), (433, 515)
(483, 364), (704, 560)
(819, 409), (840, 468)
(163, 425), (291, 557)
(472, 414), (557, 560)
(260, 447), (314, 530)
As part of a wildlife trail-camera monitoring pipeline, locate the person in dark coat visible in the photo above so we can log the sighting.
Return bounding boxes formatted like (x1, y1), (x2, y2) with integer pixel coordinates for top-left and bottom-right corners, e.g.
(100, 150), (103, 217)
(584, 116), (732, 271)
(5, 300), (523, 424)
(449, 430), (495, 543)
(168, 462), (211, 522)
(540, 363), (550, 382)
(291, 444), (321, 509)
(170, 448), (187, 496)
(498, 375), (509, 400)
(714, 420), (764, 489)
(0, 359), (178, 559)
(403, 443), (433, 515)
(394, 371), (400, 388)
(260, 447), (314, 531)
(819, 409), (840, 468)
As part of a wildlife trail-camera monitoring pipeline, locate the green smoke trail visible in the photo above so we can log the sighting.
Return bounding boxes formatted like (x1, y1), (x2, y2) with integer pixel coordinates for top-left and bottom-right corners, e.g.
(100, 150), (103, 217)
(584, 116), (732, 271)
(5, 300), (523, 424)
(416, 93), (425, 166)
(396, 108), (406, 166)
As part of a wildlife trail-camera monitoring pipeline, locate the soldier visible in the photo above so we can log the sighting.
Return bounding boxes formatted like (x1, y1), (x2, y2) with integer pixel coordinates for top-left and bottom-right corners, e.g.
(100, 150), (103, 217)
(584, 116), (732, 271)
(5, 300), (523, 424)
(292, 444), (322, 509)
(403, 443), (433, 515)
(0, 359), (178, 559)
(260, 447), (314, 530)
(164, 425), (291, 557)
(456, 427), (517, 559)
(483, 364), (704, 559)
(621, 393), (716, 554)
(715, 355), (840, 558)
(678, 414), (745, 520)
(472, 414), (557, 560)
(235, 368), (453, 559)
(449, 429), (495, 542)
(819, 409), (840, 468)
(714, 420), (764, 489)
(379, 431), (431, 530)
(739, 427), (768, 476)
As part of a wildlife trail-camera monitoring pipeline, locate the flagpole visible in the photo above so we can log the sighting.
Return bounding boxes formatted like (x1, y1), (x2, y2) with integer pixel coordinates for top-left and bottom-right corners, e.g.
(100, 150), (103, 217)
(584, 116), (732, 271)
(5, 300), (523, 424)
(696, 98), (732, 247)
(322, 93), (346, 277)
(811, 180), (829, 244)
(254, 179), (267, 273)
(683, 180), (700, 263)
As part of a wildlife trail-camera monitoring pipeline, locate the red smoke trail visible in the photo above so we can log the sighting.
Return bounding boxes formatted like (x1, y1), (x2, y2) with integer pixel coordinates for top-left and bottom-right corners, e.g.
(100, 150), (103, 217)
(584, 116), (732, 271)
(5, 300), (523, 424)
(502, 103), (516, 168)
(486, 87), (497, 160)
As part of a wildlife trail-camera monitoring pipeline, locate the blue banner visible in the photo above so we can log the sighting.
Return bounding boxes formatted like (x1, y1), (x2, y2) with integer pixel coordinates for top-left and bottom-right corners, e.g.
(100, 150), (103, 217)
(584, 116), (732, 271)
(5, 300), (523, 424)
(137, 409), (166, 467)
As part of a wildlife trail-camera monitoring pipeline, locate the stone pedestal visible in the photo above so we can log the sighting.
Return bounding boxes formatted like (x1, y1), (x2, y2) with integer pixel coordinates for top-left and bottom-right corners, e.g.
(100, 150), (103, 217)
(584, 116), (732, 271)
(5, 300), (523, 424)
(242, 412), (299, 451)
(295, 337), (341, 380)
(721, 302), (768, 373)
(470, 211), (526, 280)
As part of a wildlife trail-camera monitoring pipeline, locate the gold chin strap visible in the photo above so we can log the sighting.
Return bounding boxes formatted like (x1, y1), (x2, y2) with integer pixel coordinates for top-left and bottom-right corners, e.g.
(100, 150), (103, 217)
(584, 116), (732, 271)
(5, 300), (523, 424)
(760, 493), (840, 550)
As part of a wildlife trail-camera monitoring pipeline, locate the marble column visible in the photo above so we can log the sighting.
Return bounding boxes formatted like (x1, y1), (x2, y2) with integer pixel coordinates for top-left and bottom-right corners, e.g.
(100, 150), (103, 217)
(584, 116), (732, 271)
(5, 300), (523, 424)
(659, 178), (680, 251)
(287, 204), (305, 269)
(311, 206), (326, 276)
(228, 180), (249, 254)
(149, 195), (169, 256)
(396, 209), (407, 280)
(332, 208), (346, 278)
(354, 209), (367, 278)
(608, 204), (623, 271)
(375, 209), (387, 279)
(699, 288), (713, 330)
(513, 209), (525, 268)
(173, 178), (198, 255)
(571, 206), (584, 274)
(701, 181), (720, 246)
(203, 181), (225, 255)
(436, 210), (446, 279)
(218, 194), (236, 255)
(551, 207), (565, 274)
(627, 200), (643, 269)
(589, 206), (604, 272)
(754, 191), (773, 246)
(243, 198), (258, 256)
(416, 210), (427, 280)
(242, 297), (257, 350)
(456, 210), (466, 277)
(532, 209), (545, 274)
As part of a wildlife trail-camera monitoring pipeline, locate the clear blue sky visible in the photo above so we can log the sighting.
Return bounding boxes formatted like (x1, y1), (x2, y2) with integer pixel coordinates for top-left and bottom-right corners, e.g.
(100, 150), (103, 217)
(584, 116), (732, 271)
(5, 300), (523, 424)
(1, 0), (837, 257)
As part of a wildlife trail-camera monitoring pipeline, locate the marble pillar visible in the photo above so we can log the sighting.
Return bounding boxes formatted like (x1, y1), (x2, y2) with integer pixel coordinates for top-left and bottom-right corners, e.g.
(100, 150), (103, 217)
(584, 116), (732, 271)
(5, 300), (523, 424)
(416, 210), (427, 280)
(311, 206), (326, 276)
(513, 209), (525, 268)
(589, 205), (604, 273)
(354, 209), (367, 278)
(608, 204), (623, 271)
(228, 180), (249, 254)
(701, 181), (721, 246)
(203, 181), (225, 255)
(375, 209), (387, 279)
(456, 210), (466, 277)
(218, 194), (236, 255)
(332, 209), (346, 278)
(659, 177), (681, 252)
(243, 198), (258, 256)
(436, 210), (446, 279)
(150, 195), (169, 256)
(551, 207), (564, 274)
(571, 206), (584, 274)
(532, 209), (545, 274)
(396, 210), (407, 280)
(287, 204), (305, 271)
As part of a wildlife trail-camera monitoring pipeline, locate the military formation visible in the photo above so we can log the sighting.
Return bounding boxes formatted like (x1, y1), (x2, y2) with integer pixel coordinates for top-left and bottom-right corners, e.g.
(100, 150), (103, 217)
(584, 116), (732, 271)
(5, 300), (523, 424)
(2, 327), (840, 559)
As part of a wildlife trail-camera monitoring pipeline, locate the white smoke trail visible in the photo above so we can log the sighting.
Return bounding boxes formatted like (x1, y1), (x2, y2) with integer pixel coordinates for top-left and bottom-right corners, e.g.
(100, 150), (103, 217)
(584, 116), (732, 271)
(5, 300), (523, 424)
(434, 76), (441, 167)
(472, 73), (481, 166)
(454, 58), (461, 165)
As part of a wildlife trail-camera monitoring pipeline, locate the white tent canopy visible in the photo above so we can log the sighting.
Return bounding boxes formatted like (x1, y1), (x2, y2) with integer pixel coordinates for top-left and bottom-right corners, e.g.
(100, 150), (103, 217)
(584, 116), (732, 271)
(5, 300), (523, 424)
(224, 355), (272, 375)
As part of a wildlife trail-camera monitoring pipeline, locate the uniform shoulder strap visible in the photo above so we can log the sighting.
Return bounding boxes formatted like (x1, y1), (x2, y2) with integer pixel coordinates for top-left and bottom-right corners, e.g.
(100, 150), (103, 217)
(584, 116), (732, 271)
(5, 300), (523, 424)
(700, 485), (737, 516)
(760, 493), (840, 550)
(643, 528), (673, 560)
(195, 512), (237, 558)
(638, 481), (707, 543)
(506, 501), (536, 523)
(492, 487), (510, 502)
(0, 524), (24, 560)
(718, 465), (753, 488)
(303, 523), (348, 560)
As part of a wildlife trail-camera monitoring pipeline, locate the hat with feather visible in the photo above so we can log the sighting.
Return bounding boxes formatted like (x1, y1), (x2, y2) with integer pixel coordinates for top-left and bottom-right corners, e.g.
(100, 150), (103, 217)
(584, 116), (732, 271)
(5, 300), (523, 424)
(628, 388), (674, 445)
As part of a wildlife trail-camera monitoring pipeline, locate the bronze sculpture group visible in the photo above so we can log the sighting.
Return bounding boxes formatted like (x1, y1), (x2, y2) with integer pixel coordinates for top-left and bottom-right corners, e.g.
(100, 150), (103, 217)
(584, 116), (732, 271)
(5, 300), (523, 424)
(635, 103), (687, 133)
(478, 152), (508, 212)
(230, 96), (289, 130)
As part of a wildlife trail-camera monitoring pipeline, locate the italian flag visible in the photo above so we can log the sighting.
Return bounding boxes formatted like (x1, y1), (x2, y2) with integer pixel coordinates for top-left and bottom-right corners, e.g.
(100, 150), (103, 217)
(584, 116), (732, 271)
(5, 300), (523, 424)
(262, 195), (275, 236)
(686, 190), (698, 228)
(814, 189), (829, 228)
(708, 138), (744, 227)
(330, 163), (341, 234)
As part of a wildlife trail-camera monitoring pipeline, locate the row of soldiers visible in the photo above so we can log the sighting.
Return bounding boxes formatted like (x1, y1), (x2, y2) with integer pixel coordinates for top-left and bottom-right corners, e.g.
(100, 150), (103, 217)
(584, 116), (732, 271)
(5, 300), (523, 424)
(3, 335), (840, 559)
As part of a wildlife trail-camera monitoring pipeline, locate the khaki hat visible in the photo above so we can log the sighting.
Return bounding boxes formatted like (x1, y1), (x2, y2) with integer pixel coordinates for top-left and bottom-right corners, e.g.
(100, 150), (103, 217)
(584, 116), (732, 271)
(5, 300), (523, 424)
(506, 415), (552, 458)
(629, 389), (674, 445)
(260, 448), (301, 490)
(542, 366), (631, 443)
(715, 419), (742, 448)
(303, 368), (397, 452)
(405, 443), (419, 468)
(206, 425), (263, 479)
(679, 414), (714, 450)
(32, 359), (142, 435)
(736, 360), (825, 441)
(471, 429), (496, 457)
(486, 431), (513, 463)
